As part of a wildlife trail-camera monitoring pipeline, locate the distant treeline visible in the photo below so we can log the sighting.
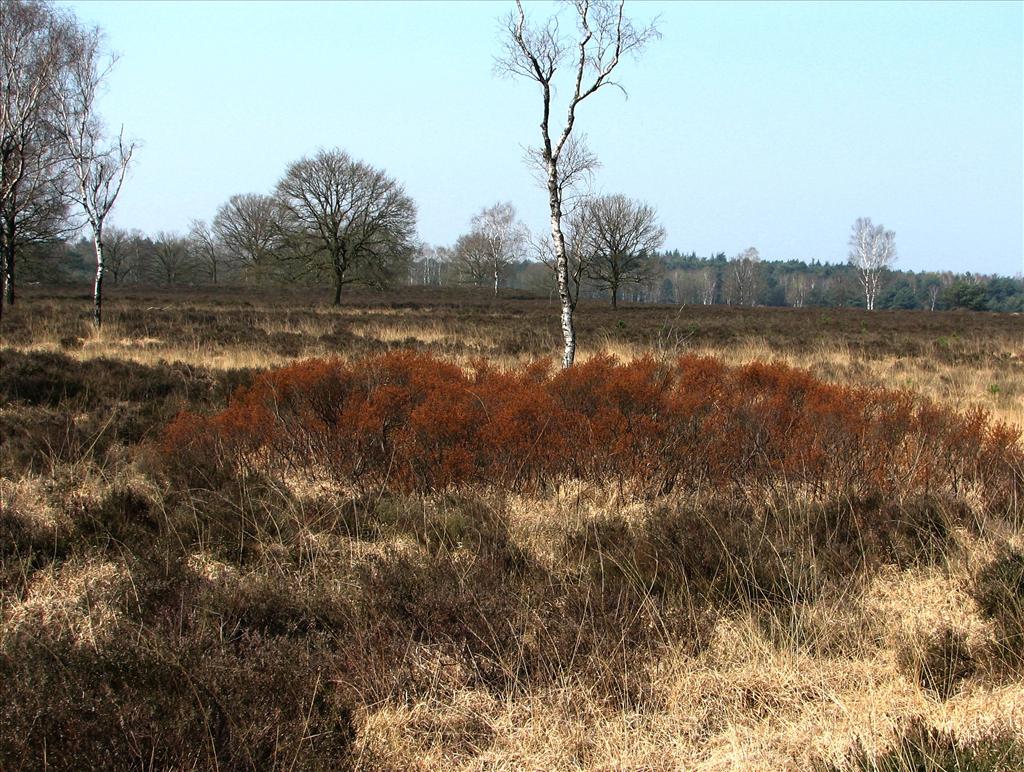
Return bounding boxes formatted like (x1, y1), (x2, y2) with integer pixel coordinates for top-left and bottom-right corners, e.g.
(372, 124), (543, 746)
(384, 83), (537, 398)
(377, 246), (1024, 313)
(20, 235), (1024, 313)
(652, 251), (1024, 313)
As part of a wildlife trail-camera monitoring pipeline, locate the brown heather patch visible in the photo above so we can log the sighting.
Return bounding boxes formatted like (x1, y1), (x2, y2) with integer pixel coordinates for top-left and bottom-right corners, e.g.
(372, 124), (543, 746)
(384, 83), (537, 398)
(159, 351), (1022, 511)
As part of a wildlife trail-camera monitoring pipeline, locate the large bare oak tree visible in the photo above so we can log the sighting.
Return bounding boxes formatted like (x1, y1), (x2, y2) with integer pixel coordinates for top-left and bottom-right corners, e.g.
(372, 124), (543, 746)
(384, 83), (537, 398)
(275, 148), (417, 305)
(497, 0), (659, 367)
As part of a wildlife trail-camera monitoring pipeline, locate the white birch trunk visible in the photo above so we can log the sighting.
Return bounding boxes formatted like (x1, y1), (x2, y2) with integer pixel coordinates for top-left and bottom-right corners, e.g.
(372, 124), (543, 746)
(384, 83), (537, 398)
(547, 163), (576, 368)
(92, 226), (104, 327)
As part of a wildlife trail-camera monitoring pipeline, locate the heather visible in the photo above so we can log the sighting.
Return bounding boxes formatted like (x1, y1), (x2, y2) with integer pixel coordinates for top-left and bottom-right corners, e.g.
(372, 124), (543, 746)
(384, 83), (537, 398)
(2, 287), (1024, 769)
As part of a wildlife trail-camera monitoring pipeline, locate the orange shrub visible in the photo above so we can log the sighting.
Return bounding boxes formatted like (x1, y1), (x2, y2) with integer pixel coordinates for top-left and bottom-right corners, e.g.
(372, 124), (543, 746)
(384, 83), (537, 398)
(161, 351), (1023, 506)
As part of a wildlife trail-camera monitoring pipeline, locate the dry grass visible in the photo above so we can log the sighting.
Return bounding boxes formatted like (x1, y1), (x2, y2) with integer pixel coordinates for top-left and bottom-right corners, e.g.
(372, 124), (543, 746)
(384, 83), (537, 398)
(2, 286), (1023, 769)
(5, 288), (1021, 427)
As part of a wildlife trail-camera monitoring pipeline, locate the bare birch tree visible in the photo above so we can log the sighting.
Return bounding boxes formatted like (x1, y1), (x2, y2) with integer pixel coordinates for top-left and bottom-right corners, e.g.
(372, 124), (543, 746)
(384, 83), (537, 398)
(471, 201), (527, 296)
(534, 201), (592, 308)
(0, 0), (77, 315)
(412, 243), (450, 286)
(54, 27), (134, 327)
(785, 273), (813, 308)
(727, 247), (761, 306)
(580, 193), (665, 308)
(848, 217), (896, 311)
(699, 266), (718, 305)
(497, 0), (659, 367)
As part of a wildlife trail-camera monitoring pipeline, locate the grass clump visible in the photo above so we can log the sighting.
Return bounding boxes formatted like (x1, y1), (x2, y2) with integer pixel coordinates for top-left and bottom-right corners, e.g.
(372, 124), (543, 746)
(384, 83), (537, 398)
(844, 719), (1024, 771)
(971, 547), (1024, 666)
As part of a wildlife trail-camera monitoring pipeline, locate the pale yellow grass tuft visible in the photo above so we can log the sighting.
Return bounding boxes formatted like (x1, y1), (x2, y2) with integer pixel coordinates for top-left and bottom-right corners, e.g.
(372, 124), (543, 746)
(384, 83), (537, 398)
(858, 565), (994, 651)
(2, 559), (130, 648)
(0, 476), (70, 533)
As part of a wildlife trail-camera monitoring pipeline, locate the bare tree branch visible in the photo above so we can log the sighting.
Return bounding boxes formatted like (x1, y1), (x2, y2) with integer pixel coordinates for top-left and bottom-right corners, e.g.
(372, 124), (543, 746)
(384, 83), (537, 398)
(275, 148), (417, 304)
(496, 0), (659, 366)
(53, 25), (136, 327)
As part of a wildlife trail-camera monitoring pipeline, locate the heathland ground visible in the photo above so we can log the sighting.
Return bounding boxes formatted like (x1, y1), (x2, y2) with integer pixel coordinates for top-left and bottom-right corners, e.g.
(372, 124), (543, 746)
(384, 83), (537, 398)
(1, 285), (1023, 769)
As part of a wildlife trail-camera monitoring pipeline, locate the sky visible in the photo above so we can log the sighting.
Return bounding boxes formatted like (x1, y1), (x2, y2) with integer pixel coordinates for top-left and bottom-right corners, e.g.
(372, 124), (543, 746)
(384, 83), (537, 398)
(65, 0), (1023, 276)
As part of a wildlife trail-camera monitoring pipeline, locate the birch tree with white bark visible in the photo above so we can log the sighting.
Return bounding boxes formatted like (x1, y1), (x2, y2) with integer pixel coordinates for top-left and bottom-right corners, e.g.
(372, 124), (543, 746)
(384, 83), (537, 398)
(497, 0), (659, 367)
(727, 247), (761, 306)
(54, 27), (134, 328)
(471, 201), (527, 296)
(412, 243), (450, 286)
(848, 217), (896, 311)
(534, 200), (592, 309)
(700, 266), (718, 305)
(0, 0), (78, 316)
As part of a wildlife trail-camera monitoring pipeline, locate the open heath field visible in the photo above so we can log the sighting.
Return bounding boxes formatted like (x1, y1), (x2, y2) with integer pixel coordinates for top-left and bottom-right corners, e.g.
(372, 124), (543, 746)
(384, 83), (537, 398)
(2, 286), (1024, 770)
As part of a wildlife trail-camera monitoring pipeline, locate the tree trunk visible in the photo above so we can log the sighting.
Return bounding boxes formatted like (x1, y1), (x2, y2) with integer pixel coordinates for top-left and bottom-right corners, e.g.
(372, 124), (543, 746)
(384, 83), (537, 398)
(0, 223), (6, 324)
(93, 230), (104, 328)
(494, 265), (499, 297)
(3, 212), (15, 307)
(332, 250), (346, 306)
(333, 265), (344, 306)
(547, 165), (576, 368)
(611, 286), (618, 309)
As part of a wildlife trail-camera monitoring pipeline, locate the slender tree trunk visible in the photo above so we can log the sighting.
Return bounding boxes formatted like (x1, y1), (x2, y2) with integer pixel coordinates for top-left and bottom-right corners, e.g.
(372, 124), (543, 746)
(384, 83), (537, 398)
(3, 212), (15, 307)
(861, 270), (878, 311)
(494, 265), (499, 297)
(611, 285), (618, 309)
(0, 223), (6, 324)
(92, 229), (104, 328)
(547, 165), (575, 368)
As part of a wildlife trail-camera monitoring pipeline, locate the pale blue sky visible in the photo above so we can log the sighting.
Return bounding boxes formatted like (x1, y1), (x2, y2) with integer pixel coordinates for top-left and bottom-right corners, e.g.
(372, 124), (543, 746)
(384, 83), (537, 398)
(66, 0), (1023, 276)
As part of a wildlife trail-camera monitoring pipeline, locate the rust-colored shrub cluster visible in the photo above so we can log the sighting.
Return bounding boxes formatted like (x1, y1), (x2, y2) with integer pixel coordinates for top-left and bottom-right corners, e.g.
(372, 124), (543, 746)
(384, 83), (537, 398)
(162, 351), (1022, 503)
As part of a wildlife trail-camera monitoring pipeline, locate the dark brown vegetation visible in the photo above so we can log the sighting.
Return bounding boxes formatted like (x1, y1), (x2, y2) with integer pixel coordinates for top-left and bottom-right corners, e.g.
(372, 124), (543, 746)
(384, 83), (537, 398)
(2, 287), (1023, 769)
(5, 284), (1024, 362)
(840, 718), (1024, 772)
